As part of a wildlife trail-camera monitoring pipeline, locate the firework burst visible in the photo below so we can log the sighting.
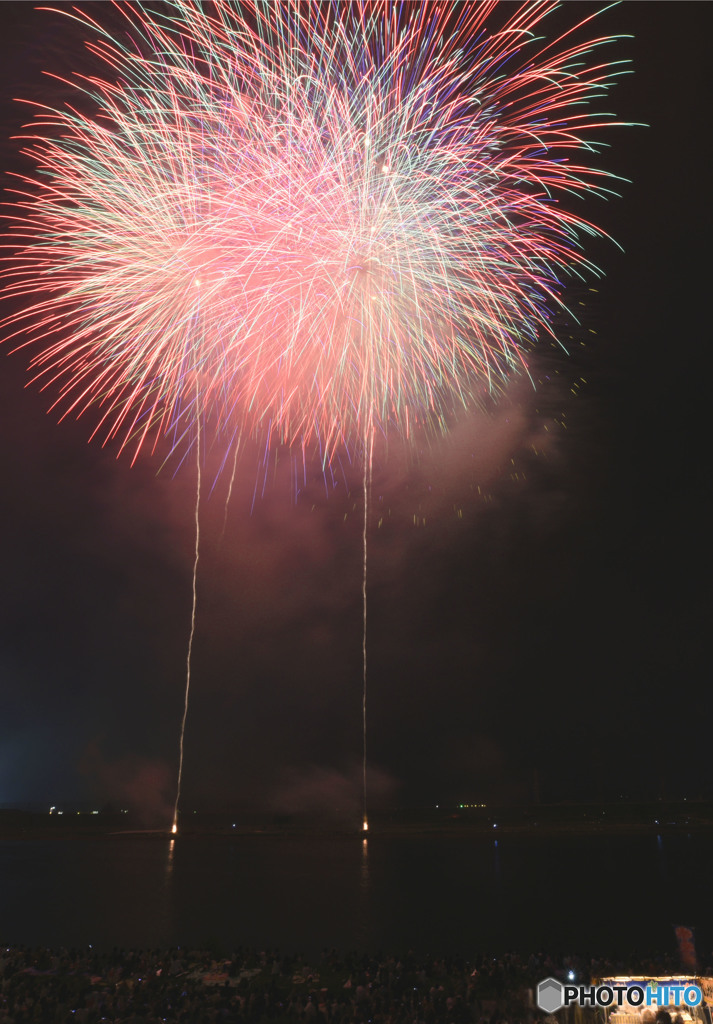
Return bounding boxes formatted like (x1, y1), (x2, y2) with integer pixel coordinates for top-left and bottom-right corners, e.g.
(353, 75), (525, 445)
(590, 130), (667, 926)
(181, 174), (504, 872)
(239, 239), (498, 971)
(2, 0), (626, 465)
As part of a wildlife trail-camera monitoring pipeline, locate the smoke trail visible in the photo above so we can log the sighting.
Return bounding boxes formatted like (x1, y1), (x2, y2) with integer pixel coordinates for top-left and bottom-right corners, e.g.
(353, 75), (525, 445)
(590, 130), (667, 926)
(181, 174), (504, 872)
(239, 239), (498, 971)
(172, 414), (201, 834)
(361, 422), (374, 833)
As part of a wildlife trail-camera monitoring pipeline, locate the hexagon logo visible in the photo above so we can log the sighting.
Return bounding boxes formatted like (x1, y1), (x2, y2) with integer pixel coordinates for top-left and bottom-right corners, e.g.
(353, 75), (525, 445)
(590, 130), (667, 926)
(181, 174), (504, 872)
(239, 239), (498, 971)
(537, 977), (564, 1014)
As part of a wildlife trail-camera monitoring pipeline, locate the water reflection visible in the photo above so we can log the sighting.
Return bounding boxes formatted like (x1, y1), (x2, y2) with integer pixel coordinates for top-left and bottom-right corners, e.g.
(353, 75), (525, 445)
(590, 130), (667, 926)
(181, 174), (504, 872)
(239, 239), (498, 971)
(4, 832), (712, 956)
(157, 838), (176, 945)
(361, 838), (370, 888)
(493, 839), (502, 886)
(165, 838), (175, 883)
(355, 837), (372, 949)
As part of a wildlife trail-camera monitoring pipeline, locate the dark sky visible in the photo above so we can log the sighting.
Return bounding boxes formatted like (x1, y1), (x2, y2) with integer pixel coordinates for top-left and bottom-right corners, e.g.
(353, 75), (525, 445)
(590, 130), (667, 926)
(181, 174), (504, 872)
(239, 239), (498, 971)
(0, 3), (710, 822)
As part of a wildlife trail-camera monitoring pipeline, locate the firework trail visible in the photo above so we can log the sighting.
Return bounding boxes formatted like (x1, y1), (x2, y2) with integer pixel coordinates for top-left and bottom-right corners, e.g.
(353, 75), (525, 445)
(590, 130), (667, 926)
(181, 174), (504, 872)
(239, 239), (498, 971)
(2, 1), (627, 828)
(172, 388), (201, 836)
(362, 420), (374, 832)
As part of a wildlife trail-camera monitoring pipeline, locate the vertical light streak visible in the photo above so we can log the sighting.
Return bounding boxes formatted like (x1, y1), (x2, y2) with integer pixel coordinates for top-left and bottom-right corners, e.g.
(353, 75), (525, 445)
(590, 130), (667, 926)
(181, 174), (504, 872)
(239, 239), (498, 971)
(362, 421), (374, 834)
(172, 410), (202, 835)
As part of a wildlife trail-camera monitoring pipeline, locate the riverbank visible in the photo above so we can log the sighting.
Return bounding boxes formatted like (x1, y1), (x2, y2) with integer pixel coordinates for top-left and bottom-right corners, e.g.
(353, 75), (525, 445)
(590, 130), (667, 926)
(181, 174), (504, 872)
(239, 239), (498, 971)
(2, 801), (712, 841)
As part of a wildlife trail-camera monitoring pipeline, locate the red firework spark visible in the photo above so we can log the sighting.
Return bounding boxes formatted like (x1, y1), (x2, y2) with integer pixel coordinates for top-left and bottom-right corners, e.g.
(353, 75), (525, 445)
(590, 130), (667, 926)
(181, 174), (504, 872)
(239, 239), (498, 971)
(2, 1), (627, 464)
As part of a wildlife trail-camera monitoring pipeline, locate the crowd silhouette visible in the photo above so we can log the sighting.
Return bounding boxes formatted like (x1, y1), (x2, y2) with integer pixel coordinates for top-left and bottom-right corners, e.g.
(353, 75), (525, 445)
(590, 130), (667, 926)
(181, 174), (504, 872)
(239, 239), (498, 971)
(0, 944), (699, 1024)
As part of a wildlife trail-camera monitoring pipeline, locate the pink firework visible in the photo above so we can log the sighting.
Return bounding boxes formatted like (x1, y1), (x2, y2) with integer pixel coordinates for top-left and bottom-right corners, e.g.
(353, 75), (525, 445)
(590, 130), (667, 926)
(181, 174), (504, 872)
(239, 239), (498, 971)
(2, 1), (626, 464)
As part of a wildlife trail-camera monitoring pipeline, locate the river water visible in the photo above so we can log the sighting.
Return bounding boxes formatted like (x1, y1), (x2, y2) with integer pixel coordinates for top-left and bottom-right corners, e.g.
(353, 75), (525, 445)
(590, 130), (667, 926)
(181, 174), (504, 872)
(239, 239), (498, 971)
(1, 832), (710, 959)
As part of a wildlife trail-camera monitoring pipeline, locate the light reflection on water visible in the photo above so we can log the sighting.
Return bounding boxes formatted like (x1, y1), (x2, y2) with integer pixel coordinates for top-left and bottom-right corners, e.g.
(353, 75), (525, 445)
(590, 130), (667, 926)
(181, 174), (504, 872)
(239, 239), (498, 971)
(355, 836), (371, 949)
(1, 832), (711, 957)
(493, 838), (501, 887)
(165, 837), (175, 882)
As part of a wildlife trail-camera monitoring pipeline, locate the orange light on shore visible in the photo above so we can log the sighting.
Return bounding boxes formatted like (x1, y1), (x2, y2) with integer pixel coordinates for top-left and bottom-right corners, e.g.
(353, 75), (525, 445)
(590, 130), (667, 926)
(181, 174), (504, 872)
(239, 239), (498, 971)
(363, 818), (369, 832)
(171, 823), (178, 835)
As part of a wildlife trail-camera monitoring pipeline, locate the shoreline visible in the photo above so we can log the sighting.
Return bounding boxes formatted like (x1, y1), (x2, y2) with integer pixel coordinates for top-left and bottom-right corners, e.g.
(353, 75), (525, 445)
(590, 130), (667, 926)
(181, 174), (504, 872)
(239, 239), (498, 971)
(2, 820), (713, 842)
(4, 800), (712, 841)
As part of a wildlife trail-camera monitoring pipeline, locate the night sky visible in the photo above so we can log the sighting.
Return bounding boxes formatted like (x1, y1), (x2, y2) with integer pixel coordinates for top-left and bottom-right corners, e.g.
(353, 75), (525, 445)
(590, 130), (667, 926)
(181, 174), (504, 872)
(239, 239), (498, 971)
(0, 3), (710, 823)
